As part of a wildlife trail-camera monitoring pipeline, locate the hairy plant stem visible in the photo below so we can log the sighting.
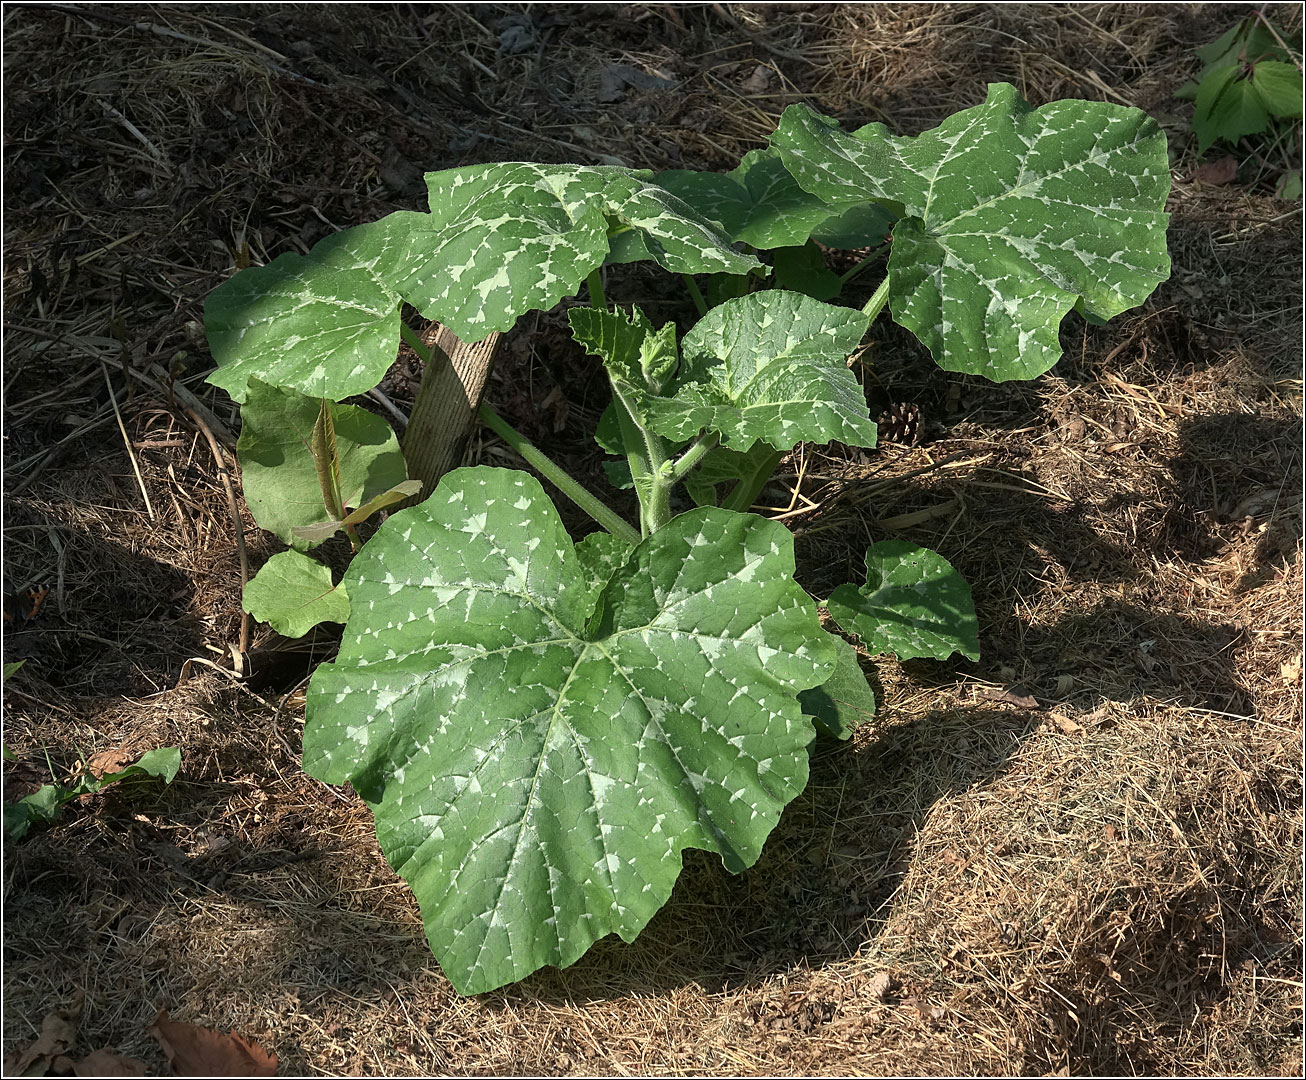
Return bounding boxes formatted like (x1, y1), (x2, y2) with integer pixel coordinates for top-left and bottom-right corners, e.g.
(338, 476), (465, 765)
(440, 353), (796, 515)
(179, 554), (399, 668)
(477, 403), (641, 547)
(862, 275), (891, 324)
(668, 431), (720, 484)
(610, 381), (673, 534)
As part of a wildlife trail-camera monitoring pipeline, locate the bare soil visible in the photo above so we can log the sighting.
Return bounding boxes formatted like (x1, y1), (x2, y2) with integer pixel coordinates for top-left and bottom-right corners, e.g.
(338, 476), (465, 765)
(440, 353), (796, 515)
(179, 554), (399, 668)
(3, 4), (1301, 1076)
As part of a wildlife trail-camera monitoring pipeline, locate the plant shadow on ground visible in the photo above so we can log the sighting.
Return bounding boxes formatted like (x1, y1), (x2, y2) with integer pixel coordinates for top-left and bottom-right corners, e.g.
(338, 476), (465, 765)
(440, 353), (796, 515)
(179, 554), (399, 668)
(0, 522), (204, 706)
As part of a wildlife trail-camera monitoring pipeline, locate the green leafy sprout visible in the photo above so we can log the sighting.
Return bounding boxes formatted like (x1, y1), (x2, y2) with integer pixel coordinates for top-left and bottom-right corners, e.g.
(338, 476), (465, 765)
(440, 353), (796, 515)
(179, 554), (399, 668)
(1177, 12), (1303, 196)
(203, 84), (1171, 994)
(3, 746), (181, 841)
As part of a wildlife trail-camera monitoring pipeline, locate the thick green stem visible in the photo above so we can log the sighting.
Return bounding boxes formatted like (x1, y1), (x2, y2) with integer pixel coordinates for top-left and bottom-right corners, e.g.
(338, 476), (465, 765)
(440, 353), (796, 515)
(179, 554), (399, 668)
(840, 247), (886, 285)
(723, 448), (784, 514)
(862, 275), (891, 324)
(611, 382), (672, 533)
(587, 268), (607, 310)
(668, 432), (720, 484)
(682, 274), (708, 317)
(400, 320), (432, 363)
(610, 395), (653, 531)
(478, 403), (641, 547)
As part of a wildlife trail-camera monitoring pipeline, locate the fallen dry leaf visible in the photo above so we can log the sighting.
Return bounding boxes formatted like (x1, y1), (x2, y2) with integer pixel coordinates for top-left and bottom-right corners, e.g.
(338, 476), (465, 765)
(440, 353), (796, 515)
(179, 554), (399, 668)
(1187, 155), (1238, 186)
(148, 1011), (277, 1077)
(5, 991), (83, 1076)
(73, 1048), (147, 1077)
(903, 994), (946, 1022)
(85, 748), (134, 779)
(1281, 655), (1302, 686)
(977, 683), (1040, 709)
(1049, 712), (1084, 735)
(865, 971), (893, 1002)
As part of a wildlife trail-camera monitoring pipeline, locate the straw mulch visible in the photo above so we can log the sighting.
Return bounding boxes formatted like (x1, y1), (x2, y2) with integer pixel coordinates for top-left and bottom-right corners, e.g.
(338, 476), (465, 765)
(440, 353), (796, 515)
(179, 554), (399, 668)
(3, 5), (1301, 1075)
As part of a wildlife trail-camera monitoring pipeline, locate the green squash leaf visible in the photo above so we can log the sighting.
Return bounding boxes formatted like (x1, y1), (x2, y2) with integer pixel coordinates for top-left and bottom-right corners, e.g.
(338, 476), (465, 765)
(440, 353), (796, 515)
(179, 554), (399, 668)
(244, 550), (351, 638)
(396, 164), (612, 339)
(826, 541), (979, 662)
(572, 531), (634, 612)
(771, 242), (843, 301)
(656, 150), (836, 249)
(602, 171), (763, 277)
(207, 166), (757, 402)
(398, 165), (758, 340)
(809, 202), (896, 249)
(205, 215), (412, 403)
(238, 379), (410, 550)
(302, 466), (834, 994)
(771, 85), (1172, 381)
(799, 634), (878, 740)
(568, 307), (661, 394)
(646, 291), (876, 453)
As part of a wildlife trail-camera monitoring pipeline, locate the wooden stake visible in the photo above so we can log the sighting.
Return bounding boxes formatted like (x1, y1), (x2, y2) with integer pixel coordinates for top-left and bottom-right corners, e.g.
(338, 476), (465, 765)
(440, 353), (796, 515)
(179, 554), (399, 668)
(402, 323), (502, 501)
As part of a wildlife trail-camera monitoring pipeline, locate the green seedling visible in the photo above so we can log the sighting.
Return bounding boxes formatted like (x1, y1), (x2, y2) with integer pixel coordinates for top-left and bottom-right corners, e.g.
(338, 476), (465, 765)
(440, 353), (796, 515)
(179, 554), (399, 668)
(3, 747), (181, 840)
(1177, 11), (1303, 195)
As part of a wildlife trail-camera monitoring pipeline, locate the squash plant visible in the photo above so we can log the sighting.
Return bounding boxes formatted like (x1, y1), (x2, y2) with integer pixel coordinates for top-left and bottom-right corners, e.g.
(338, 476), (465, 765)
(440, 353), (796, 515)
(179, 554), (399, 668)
(204, 84), (1170, 994)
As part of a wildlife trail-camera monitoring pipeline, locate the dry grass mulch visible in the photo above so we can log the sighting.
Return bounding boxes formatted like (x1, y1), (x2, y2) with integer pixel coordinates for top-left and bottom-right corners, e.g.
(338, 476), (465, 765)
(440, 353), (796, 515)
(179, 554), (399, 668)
(3, 4), (1301, 1076)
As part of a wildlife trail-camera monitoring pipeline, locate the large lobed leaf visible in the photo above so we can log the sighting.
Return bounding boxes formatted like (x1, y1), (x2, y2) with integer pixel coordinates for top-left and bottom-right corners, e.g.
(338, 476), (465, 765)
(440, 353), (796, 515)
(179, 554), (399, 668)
(303, 467), (835, 994)
(770, 84), (1171, 381)
(206, 217), (412, 404)
(207, 166), (759, 403)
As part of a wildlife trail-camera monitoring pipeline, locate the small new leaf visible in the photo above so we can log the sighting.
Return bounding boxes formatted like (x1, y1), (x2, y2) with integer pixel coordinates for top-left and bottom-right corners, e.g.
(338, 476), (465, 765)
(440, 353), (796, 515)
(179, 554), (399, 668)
(243, 550), (351, 638)
(646, 291), (876, 453)
(826, 541), (980, 662)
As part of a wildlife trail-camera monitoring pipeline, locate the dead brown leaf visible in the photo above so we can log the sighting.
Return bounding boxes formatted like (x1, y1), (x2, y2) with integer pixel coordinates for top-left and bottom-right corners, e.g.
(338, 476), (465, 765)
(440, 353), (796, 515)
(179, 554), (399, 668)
(1049, 711), (1084, 735)
(977, 683), (1040, 709)
(5, 991), (83, 1076)
(1186, 155), (1239, 186)
(85, 748), (134, 779)
(865, 971), (893, 1002)
(72, 1049), (147, 1077)
(1281, 655), (1302, 685)
(147, 1011), (277, 1077)
(903, 994), (946, 1022)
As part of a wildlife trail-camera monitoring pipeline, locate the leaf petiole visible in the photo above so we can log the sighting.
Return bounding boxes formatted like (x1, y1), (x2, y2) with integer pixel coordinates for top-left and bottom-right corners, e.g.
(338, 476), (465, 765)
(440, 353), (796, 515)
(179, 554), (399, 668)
(667, 431), (720, 485)
(587, 268), (607, 310)
(477, 403), (641, 547)
(862, 276), (890, 323)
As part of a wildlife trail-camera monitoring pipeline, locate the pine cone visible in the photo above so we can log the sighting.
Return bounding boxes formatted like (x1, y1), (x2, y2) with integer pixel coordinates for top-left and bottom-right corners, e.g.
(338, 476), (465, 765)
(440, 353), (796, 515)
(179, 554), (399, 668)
(876, 402), (922, 446)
